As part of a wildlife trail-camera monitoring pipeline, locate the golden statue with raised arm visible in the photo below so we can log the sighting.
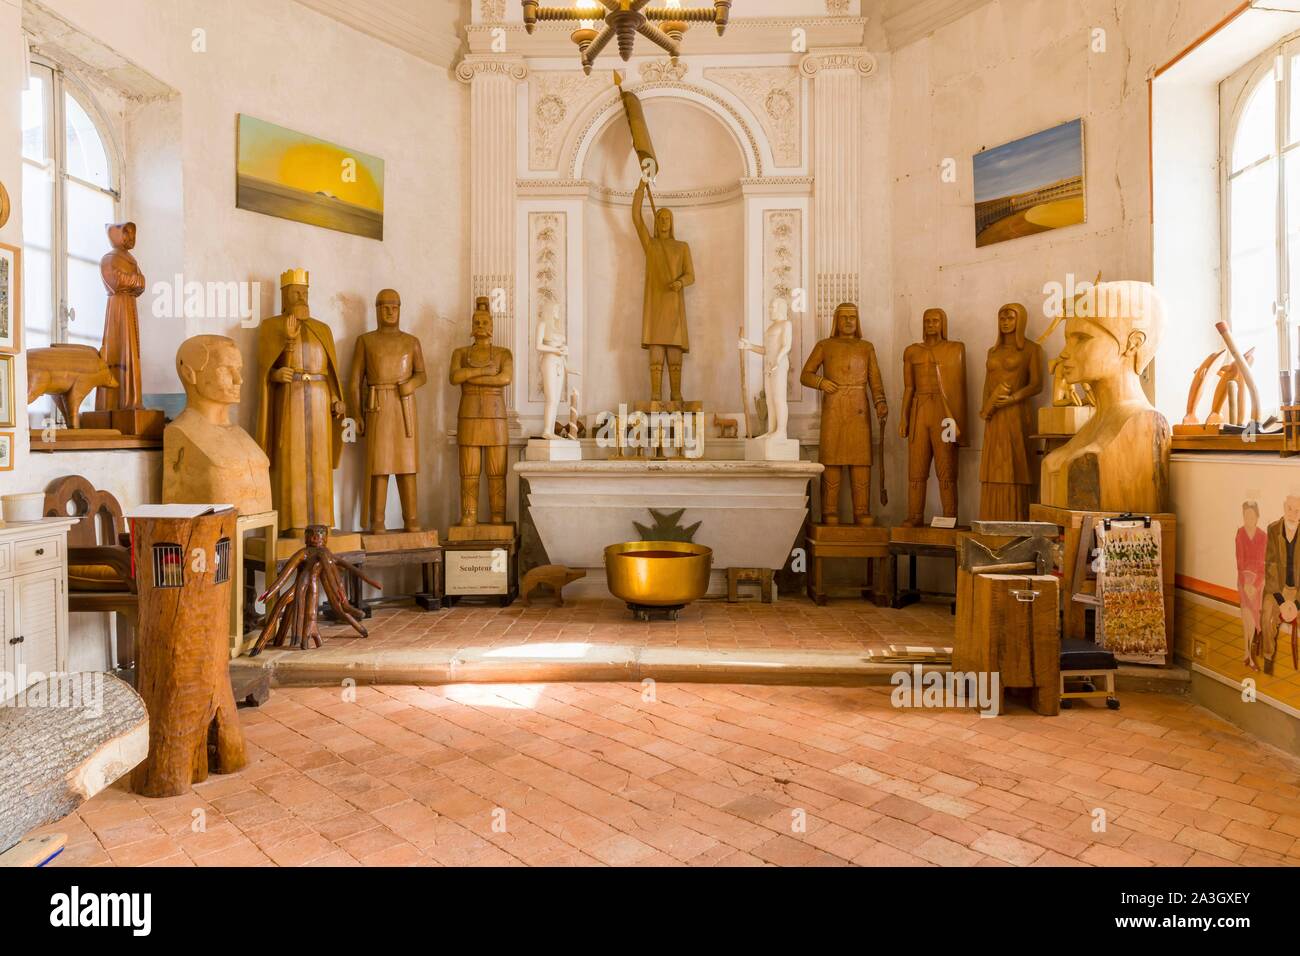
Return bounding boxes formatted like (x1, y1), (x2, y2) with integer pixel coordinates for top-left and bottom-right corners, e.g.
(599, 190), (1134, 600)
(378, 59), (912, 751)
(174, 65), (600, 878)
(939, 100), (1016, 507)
(633, 178), (694, 403)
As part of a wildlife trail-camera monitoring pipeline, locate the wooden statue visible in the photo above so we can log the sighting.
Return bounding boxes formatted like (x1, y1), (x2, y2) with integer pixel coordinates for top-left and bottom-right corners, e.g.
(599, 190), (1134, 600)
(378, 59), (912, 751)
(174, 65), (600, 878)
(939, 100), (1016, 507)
(131, 510), (246, 797)
(1259, 492), (1300, 676)
(254, 269), (346, 536)
(522, 564), (587, 607)
(978, 303), (1044, 521)
(799, 302), (888, 525)
(899, 308), (968, 527)
(449, 296), (514, 528)
(1041, 281), (1171, 514)
(164, 335), (272, 516)
(96, 222), (146, 411)
(634, 178), (695, 402)
(249, 525), (380, 654)
(25, 344), (117, 429)
(348, 289), (428, 534)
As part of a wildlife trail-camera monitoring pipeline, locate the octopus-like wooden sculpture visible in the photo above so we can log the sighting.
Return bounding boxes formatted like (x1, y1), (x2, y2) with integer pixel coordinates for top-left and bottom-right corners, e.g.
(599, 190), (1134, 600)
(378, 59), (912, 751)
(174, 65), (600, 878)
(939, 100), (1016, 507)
(249, 525), (380, 654)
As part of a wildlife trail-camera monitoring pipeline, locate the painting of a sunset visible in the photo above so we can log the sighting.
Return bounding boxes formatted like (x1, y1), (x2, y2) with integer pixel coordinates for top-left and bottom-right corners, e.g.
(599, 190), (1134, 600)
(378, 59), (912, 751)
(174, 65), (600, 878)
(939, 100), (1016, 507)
(236, 114), (385, 240)
(973, 119), (1085, 249)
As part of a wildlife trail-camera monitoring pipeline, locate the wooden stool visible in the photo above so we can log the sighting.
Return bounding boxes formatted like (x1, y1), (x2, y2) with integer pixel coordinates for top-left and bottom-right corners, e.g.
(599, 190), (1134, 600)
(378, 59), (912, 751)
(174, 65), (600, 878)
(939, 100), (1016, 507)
(727, 567), (774, 603)
(806, 524), (892, 606)
(955, 572), (1061, 716)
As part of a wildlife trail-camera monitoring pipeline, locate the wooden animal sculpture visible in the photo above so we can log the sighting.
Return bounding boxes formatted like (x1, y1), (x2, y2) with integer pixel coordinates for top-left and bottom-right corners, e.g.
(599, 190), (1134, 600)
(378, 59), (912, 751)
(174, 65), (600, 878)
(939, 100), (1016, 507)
(249, 525), (381, 654)
(25, 344), (118, 428)
(522, 565), (586, 606)
(713, 414), (738, 439)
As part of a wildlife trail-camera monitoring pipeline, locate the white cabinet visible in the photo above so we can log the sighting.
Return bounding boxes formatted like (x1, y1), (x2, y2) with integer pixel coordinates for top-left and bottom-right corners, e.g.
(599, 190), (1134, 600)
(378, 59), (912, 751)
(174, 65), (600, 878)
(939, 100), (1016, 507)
(0, 518), (76, 698)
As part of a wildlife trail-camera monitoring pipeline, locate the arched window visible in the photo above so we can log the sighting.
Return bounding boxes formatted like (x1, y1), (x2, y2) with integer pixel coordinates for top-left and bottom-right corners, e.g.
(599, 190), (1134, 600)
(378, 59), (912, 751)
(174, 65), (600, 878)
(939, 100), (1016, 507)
(20, 57), (122, 364)
(1223, 40), (1300, 418)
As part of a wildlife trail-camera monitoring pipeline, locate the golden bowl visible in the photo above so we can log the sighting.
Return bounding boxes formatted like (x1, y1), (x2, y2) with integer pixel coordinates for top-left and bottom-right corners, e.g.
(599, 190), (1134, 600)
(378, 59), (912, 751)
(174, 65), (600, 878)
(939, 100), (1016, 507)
(604, 540), (713, 608)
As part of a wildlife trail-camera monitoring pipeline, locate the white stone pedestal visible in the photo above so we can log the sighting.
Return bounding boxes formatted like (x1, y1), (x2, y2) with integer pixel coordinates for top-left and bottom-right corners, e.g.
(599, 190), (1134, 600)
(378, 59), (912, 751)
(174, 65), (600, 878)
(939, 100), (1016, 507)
(514, 460), (824, 574)
(745, 435), (801, 461)
(526, 438), (582, 461)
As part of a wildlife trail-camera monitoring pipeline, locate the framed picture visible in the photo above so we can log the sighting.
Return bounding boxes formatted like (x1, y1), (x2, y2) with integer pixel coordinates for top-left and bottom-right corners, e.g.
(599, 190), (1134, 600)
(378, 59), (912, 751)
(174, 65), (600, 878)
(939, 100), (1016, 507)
(236, 114), (385, 241)
(973, 118), (1086, 249)
(0, 355), (12, 428)
(0, 241), (19, 354)
(0, 432), (12, 471)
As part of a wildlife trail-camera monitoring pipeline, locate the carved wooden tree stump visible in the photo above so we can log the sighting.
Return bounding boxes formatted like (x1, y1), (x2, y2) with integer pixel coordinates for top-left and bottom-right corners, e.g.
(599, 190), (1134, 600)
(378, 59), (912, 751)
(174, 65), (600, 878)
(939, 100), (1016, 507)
(130, 511), (247, 797)
(0, 673), (148, 853)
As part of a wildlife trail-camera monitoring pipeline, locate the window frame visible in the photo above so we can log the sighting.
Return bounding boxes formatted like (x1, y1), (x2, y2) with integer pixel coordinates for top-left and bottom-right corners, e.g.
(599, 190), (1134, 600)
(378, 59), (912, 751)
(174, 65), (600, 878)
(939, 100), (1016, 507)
(22, 54), (124, 346)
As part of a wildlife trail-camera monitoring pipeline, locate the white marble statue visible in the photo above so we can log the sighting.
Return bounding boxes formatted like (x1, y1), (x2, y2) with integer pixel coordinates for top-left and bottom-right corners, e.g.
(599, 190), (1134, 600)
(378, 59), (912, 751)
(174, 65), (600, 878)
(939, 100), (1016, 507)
(739, 297), (794, 442)
(536, 300), (570, 440)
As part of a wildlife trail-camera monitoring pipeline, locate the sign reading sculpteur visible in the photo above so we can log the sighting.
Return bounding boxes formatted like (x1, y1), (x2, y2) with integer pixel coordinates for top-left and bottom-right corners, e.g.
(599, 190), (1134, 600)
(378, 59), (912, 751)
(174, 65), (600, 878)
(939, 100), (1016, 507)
(446, 549), (509, 596)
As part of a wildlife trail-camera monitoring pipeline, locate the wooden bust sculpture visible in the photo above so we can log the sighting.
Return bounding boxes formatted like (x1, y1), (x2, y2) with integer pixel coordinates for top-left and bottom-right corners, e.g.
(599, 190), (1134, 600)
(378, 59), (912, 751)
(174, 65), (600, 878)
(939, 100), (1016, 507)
(449, 296), (513, 530)
(1041, 281), (1171, 514)
(979, 303), (1044, 521)
(254, 269), (346, 536)
(96, 221), (146, 411)
(634, 178), (695, 402)
(164, 335), (272, 516)
(349, 289), (428, 535)
(799, 302), (888, 525)
(899, 308), (968, 527)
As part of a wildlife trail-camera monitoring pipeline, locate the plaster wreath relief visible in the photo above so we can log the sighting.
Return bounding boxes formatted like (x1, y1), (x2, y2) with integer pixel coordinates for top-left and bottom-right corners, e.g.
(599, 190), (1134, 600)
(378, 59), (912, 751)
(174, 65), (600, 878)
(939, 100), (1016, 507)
(705, 66), (802, 167)
(480, 0), (505, 21)
(528, 212), (567, 402)
(530, 71), (607, 170)
(639, 58), (689, 83)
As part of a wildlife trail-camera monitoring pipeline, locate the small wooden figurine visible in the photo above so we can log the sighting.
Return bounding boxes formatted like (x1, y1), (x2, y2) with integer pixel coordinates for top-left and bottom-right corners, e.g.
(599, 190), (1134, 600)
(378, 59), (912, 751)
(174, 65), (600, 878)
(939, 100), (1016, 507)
(449, 297), (514, 530)
(899, 307), (968, 527)
(96, 222), (146, 412)
(348, 289), (428, 534)
(25, 344), (117, 428)
(250, 525), (381, 654)
(1041, 281), (1171, 514)
(799, 302), (888, 525)
(978, 303), (1044, 522)
(521, 565), (586, 606)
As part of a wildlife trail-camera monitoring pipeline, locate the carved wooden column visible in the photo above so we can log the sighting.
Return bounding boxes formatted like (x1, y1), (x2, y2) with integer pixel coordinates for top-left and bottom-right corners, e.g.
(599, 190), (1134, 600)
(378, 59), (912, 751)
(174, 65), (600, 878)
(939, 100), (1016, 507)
(801, 49), (877, 340)
(456, 54), (528, 412)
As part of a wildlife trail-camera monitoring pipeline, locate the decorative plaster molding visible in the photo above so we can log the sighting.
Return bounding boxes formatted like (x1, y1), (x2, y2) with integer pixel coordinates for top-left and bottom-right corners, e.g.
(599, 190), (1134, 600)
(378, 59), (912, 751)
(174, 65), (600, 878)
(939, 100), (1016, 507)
(705, 66), (802, 168)
(517, 178), (595, 196)
(639, 58), (689, 83)
(588, 182), (744, 207)
(825, 0), (851, 14)
(527, 212), (566, 402)
(529, 71), (607, 170)
(479, 0), (505, 22)
(455, 54), (529, 83)
(567, 81), (764, 179)
(798, 48), (877, 79)
(291, 0), (461, 68)
(740, 176), (814, 194)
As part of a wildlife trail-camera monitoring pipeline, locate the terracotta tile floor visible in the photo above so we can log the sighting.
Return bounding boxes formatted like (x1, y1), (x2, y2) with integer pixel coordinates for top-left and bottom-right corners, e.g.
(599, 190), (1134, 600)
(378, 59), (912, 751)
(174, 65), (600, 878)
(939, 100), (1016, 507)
(306, 595), (957, 656)
(40, 681), (1300, 867)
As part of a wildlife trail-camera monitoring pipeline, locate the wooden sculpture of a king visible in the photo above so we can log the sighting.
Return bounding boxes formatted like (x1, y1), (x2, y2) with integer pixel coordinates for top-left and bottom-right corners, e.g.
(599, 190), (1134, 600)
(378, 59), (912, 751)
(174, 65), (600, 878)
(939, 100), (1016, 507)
(255, 269), (347, 538)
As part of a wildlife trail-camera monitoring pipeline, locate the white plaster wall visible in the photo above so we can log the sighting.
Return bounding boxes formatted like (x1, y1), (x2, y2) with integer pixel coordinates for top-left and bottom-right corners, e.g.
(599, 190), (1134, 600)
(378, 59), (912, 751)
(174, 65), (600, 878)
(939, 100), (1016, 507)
(887, 0), (1238, 524)
(0, 0), (468, 669)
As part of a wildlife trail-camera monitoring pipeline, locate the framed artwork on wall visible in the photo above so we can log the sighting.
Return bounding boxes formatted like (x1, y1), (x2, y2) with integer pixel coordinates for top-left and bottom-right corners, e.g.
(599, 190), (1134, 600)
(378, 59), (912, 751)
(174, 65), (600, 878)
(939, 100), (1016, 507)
(0, 242), (19, 354)
(235, 114), (385, 241)
(0, 432), (12, 471)
(973, 118), (1086, 249)
(0, 355), (13, 427)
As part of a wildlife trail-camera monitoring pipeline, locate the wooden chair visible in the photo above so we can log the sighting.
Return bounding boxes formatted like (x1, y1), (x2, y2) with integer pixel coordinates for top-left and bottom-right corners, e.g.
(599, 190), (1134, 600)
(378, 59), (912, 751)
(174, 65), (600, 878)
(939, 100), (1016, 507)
(42, 476), (138, 646)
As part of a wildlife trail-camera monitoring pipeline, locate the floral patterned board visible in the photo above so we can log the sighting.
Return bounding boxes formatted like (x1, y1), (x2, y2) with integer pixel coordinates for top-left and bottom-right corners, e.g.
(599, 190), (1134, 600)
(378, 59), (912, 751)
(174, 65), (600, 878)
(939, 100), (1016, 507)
(1096, 522), (1167, 663)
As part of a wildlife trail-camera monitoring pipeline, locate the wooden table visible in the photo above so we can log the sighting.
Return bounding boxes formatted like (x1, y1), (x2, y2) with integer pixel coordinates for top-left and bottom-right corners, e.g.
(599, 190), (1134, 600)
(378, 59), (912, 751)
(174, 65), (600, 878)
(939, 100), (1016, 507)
(356, 547), (444, 613)
(889, 526), (965, 613)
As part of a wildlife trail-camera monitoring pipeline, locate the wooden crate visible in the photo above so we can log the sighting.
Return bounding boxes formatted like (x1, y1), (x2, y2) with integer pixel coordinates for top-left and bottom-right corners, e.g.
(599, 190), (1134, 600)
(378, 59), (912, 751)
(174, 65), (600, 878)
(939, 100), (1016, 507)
(955, 572), (1060, 716)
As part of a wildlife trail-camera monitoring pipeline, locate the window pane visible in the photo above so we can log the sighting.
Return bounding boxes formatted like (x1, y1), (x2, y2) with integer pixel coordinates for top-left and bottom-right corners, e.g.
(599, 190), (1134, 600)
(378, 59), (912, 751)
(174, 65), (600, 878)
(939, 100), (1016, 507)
(1233, 72), (1277, 174)
(1233, 326), (1281, 417)
(1230, 159), (1277, 264)
(22, 158), (55, 346)
(64, 91), (111, 189)
(65, 181), (115, 350)
(1291, 54), (1300, 147)
(22, 69), (50, 163)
